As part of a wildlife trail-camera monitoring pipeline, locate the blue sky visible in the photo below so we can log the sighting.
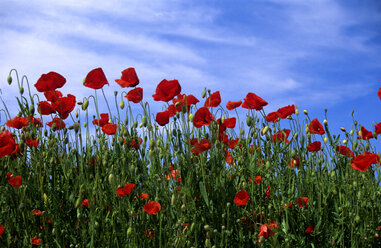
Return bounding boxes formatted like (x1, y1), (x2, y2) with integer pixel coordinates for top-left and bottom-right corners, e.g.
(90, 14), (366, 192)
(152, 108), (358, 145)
(1, 0), (381, 151)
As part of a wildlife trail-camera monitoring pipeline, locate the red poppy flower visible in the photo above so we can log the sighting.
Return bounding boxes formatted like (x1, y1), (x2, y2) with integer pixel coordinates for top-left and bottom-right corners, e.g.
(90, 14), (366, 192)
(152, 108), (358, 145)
(7, 172), (22, 188)
(309, 119), (325, 135)
(35, 71), (66, 92)
(226, 100), (242, 110)
(115, 68), (139, 87)
(307, 141), (321, 152)
(143, 201), (161, 215)
(242, 92), (268, 110)
(193, 107), (215, 128)
(222, 117), (236, 129)
(53, 94), (76, 119)
(27, 116), (43, 128)
(10, 144), (23, 159)
(44, 90), (63, 102)
(102, 123), (117, 135)
(173, 93), (199, 107)
(26, 138), (39, 147)
(228, 138), (240, 149)
(32, 236), (41, 245)
(0, 130), (16, 159)
(225, 149), (233, 165)
(136, 192), (148, 200)
(0, 224), (4, 237)
(295, 197), (309, 208)
(156, 111), (170, 126)
(84, 68), (109, 89)
(290, 157), (300, 168)
(47, 118), (65, 130)
(82, 199), (90, 207)
(249, 176), (262, 184)
(204, 91), (221, 107)
(92, 113), (109, 127)
(378, 88), (381, 100)
(37, 101), (56, 115)
(258, 224), (274, 242)
(234, 190), (250, 206)
(6, 116), (29, 129)
(266, 112), (280, 123)
(305, 225), (315, 234)
(336, 146), (354, 157)
(375, 122), (381, 135)
(123, 137), (143, 150)
(116, 183), (135, 197)
(272, 129), (291, 143)
(277, 105), (295, 119)
(126, 87), (143, 103)
(265, 184), (270, 199)
(351, 152), (380, 171)
(152, 79), (181, 102)
(358, 126), (373, 140)
(32, 209), (42, 216)
(190, 139), (211, 155)
(145, 229), (155, 239)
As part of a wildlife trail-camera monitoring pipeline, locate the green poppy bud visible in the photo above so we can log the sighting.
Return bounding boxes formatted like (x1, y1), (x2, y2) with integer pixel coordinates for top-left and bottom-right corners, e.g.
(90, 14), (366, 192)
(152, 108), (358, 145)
(202, 88), (207, 98)
(142, 116), (147, 127)
(19, 87), (24, 95)
(29, 104), (35, 115)
(7, 75), (12, 85)
(82, 100), (89, 111)
(120, 100), (125, 109)
(0, 126), (4, 132)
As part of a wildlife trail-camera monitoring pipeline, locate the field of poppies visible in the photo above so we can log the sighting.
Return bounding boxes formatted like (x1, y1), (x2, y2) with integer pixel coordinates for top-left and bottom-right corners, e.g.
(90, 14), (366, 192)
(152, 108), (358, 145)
(1, 67), (381, 247)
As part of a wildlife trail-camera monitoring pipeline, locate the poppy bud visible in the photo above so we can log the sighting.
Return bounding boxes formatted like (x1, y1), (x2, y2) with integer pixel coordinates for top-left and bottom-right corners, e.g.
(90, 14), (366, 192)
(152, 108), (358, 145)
(108, 174), (114, 184)
(295, 107), (299, 116)
(175, 101), (181, 107)
(204, 225), (210, 231)
(324, 136), (328, 144)
(303, 109), (308, 115)
(19, 87), (24, 95)
(120, 100), (125, 109)
(261, 126), (269, 135)
(342, 139), (348, 145)
(0, 126), (4, 132)
(350, 130), (354, 136)
(84, 122), (87, 128)
(7, 75), (12, 85)
(142, 116), (147, 127)
(246, 116), (252, 126)
(202, 88), (207, 98)
(340, 127), (346, 132)
(323, 119), (328, 126)
(132, 121), (138, 129)
(82, 100), (89, 111)
(171, 194), (175, 205)
(29, 104), (35, 115)
(188, 113), (193, 122)
(127, 227), (132, 237)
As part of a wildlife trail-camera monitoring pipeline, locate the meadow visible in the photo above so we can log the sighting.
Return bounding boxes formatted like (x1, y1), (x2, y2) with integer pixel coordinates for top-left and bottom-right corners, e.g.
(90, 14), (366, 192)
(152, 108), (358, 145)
(1, 67), (381, 247)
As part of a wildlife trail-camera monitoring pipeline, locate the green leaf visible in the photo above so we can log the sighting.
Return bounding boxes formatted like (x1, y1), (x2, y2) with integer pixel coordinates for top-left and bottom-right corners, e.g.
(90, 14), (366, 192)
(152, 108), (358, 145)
(199, 181), (209, 209)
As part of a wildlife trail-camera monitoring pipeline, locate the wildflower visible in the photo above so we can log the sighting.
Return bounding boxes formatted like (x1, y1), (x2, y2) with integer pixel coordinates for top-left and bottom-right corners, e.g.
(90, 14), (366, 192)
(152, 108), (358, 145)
(116, 183), (135, 197)
(357, 126), (373, 140)
(336, 146), (354, 157)
(307, 141), (321, 152)
(258, 224), (274, 242)
(32, 236), (41, 245)
(156, 111), (170, 126)
(309, 119), (325, 135)
(84, 67), (109, 89)
(242, 92), (268, 110)
(92, 113), (109, 127)
(7, 172), (22, 188)
(193, 107), (215, 128)
(34, 71), (66, 92)
(115, 68), (139, 87)
(265, 185), (270, 199)
(305, 225), (315, 234)
(277, 105), (295, 119)
(102, 123), (117, 135)
(378, 88), (381, 100)
(190, 138), (211, 155)
(136, 193), (148, 200)
(0, 130), (16, 158)
(47, 118), (66, 131)
(266, 112), (280, 123)
(226, 100), (242, 110)
(52, 94), (76, 119)
(143, 201), (161, 215)
(234, 190), (250, 206)
(290, 157), (300, 168)
(272, 129), (291, 143)
(37, 101), (56, 115)
(152, 79), (181, 102)
(82, 199), (90, 207)
(32, 209), (42, 216)
(0, 224), (4, 237)
(204, 91), (221, 107)
(295, 197), (309, 208)
(44, 90), (62, 102)
(375, 122), (381, 135)
(248, 176), (263, 184)
(351, 152), (380, 172)
(6, 116), (29, 129)
(26, 138), (39, 147)
(126, 87), (143, 103)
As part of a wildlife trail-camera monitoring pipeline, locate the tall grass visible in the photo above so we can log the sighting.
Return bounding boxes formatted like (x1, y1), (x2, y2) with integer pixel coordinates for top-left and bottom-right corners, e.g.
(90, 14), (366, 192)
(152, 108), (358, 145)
(0, 68), (380, 247)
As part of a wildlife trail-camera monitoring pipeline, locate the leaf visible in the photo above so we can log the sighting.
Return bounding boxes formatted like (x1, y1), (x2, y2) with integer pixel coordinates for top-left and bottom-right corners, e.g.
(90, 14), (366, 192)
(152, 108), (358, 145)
(199, 181), (209, 209)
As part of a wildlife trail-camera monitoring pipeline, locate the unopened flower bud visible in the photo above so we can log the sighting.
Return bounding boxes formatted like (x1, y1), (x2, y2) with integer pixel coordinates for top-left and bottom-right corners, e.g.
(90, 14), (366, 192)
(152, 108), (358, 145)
(19, 87), (24, 95)
(323, 119), (328, 126)
(7, 75), (12, 85)
(0, 126), (4, 132)
(303, 109), (308, 115)
(120, 100), (125, 109)
(350, 130), (354, 136)
(324, 136), (328, 144)
(82, 100), (89, 110)
(342, 139), (348, 145)
(108, 174), (114, 184)
(340, 127), (346, 132)
(261, 126), (269, 135)
(202, 88), (207, 98)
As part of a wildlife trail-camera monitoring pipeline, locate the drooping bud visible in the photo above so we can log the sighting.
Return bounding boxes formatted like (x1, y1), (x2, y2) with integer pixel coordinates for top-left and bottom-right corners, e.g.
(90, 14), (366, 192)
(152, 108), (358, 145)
(82, 99), (89, 111)
(303, 109), (308, 115)
(340, 127), (346, 132)
(7, 75), (12, 85)
(19, 87), (24, 95)
(120, 100), (125, 109)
